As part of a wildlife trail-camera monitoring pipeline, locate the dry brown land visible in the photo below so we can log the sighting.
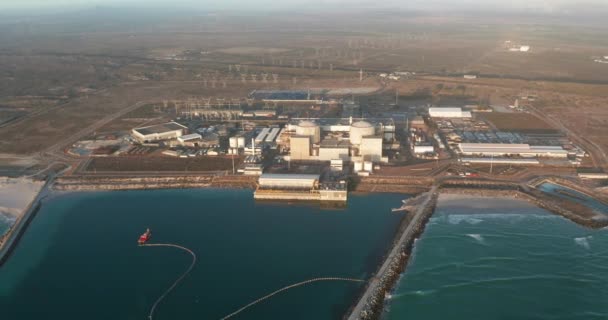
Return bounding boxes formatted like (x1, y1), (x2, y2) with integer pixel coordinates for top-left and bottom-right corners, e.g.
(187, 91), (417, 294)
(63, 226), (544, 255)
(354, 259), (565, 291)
(0, 10), (607, 171)
(85, 156), (242, 172)
(482, 113), (558, 133)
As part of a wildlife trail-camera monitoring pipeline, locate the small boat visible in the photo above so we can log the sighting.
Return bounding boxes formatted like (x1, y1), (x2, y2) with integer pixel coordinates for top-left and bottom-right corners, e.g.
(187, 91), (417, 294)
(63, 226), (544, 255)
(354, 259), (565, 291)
(138, 228), (151, 245)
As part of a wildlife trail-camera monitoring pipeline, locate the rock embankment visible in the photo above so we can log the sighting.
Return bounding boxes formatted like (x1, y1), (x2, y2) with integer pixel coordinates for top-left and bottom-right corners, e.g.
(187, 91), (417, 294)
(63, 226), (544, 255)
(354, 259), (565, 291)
(54, 175), (258, 191)
(354, 176), (433, 194)
(347, 188), (438, 320)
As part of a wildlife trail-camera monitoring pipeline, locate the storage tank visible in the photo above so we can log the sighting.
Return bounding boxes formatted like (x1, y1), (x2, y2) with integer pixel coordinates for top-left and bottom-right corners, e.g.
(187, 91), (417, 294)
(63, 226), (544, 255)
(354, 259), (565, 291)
(350, 121), (375, 145)
(354, 161), (363, 172)
(237, 136), (246, 148)
(296, 120), (321, 144)
(364, 161), (373, 172)
(229, 137), (238, 148)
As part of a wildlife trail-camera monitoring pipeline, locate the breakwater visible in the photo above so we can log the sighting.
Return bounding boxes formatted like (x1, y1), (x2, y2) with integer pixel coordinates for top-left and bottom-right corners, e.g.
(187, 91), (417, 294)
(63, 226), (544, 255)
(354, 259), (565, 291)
(347, 187), (438, 320)
(0, 202), (41, 267)
(53, 175), (257, 191)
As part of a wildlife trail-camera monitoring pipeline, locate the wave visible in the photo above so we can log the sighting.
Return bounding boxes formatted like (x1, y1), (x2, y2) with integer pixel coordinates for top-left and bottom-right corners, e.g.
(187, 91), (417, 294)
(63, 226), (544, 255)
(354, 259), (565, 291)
(440, 274), (594, 291)
(392, 289), (437, 300)
(574, 236), (593, 250)
(444, 213), (558, 226)
(466, 233), (486, 245)
(0, 212), (16, 225)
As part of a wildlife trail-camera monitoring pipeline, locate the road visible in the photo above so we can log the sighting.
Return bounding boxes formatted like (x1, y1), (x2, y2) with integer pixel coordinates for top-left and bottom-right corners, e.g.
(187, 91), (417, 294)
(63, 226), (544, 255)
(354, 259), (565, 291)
(45, 100), (148, 156)
(527, 105), (608, 169)
(35, 100), (150, 172)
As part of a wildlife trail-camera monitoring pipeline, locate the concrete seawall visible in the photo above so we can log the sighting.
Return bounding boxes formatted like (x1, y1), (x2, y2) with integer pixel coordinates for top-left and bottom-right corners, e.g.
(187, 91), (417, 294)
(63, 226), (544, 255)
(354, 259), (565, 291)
(54, 175), (257, 191)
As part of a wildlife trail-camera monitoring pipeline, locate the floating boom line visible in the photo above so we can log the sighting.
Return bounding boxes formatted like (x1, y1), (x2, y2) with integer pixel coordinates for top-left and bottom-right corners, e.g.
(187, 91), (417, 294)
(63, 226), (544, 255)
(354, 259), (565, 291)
(140, 243), (197, 320)
(219, 277), (365, 320)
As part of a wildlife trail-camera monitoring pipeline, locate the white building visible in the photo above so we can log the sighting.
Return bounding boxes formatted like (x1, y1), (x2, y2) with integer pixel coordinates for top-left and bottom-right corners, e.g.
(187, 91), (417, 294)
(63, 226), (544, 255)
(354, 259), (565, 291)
(359, 136), (383, 162)
(458, 143), (568, 158)
(288, 118), (386, 163)
(258, 173), (320, 189)
(178, 133), (202, 144)
(429, 107), (472, 118)
(414, 145), (435, 154)
(132, 122), (186, 142)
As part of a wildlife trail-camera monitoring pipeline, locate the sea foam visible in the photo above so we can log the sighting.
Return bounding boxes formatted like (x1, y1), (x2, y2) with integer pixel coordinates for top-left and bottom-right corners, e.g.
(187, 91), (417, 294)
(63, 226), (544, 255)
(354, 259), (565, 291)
(574, 236), (593, 250)
(466, 233), (486, 244)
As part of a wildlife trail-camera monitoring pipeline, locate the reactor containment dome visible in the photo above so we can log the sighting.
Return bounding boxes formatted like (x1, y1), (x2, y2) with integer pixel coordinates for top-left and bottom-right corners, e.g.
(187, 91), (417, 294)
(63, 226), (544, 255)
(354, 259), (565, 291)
(350, 121), (375, 145)
(296, 120), (321, 144)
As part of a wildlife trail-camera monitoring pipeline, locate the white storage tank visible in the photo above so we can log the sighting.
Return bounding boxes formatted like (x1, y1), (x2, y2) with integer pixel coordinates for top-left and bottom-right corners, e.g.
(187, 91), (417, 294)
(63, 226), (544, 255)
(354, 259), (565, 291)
(364, 161), (373, 172)
(350, 121), (375, 145)
(354, 161), (363, 172)
(229, 137), (238, 148)
(296, 120), (321, 144)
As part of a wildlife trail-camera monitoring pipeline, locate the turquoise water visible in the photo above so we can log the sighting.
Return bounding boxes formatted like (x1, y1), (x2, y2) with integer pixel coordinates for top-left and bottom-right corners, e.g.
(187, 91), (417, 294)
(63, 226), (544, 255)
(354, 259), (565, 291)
(0, 189), (405, 320)
(385, 195), (608, 320)
(538, 182), (608, 214)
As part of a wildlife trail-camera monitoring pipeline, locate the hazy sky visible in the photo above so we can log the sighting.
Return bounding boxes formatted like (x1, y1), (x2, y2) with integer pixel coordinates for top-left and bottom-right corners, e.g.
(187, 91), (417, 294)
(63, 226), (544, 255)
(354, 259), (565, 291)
(2, 0), (608, 12)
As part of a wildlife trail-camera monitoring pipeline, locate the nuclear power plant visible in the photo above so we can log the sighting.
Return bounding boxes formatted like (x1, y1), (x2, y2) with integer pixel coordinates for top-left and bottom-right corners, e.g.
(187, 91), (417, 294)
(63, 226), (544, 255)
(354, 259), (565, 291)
(285, 117), (395, 164)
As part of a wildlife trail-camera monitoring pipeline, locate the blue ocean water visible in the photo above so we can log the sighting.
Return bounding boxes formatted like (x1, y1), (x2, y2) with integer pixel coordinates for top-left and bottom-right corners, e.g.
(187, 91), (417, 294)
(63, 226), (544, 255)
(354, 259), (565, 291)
(385, 195), (608, 320)
(0, 189), (404, 320)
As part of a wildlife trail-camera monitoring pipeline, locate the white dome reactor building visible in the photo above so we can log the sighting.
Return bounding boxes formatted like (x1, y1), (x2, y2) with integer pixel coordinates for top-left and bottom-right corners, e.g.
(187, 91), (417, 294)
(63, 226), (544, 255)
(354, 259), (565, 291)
(286, 118), (392, 164)
(295, 120), (321, 144)
(349, 121), (376, 145)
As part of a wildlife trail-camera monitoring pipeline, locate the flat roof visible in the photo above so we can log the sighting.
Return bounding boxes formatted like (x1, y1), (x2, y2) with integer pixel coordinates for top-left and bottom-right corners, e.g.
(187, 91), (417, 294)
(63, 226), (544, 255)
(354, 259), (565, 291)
(460, 143), (531, 149)
(459, 143), (568, 155)
(179, 133), (202, 141)
(259, 173), (320, 181)
(429, 107), (462, 112)
(320, 139), (350, 148)
(134, 122), (186, 135)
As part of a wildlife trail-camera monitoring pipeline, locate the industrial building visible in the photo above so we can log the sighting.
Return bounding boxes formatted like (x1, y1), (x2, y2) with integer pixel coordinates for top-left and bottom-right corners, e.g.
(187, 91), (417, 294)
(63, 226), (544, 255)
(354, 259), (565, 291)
(177, 133), (202, 146)
(461, 157), (540, 165)
(429, 107), (472, 118)
(258, 173), (320, 190)
(285, 118), (393, 163)
(458, 143), (569, 158)
(254, 173), (347, 202)
(131, 122), (187, 142)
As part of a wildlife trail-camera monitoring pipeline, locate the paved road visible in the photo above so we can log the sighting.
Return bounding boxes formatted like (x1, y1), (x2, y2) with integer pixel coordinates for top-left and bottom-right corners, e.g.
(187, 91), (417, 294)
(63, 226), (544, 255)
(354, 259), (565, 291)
(527, 105), (607, 169)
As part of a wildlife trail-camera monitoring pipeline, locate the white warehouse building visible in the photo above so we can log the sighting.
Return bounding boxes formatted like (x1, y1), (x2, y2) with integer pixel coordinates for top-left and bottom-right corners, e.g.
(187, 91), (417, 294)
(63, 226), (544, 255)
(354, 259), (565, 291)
(429, 107), (472, 118)
(258, 173), (320, 190)
(132, 122), (187, 142)
(458, 143), (569, 158)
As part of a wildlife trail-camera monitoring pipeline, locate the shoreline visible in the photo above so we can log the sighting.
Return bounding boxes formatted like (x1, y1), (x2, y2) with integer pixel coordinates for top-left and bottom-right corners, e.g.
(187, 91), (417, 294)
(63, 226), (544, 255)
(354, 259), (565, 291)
(0, 178), (51, 267)
(3, 174), (608, 319)
(346, 179), (608, 320)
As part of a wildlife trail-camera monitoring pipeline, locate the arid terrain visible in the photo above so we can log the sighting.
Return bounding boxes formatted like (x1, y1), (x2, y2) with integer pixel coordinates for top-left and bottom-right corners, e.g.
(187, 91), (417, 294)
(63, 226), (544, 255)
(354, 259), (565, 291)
(1, 8), (607, 172)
